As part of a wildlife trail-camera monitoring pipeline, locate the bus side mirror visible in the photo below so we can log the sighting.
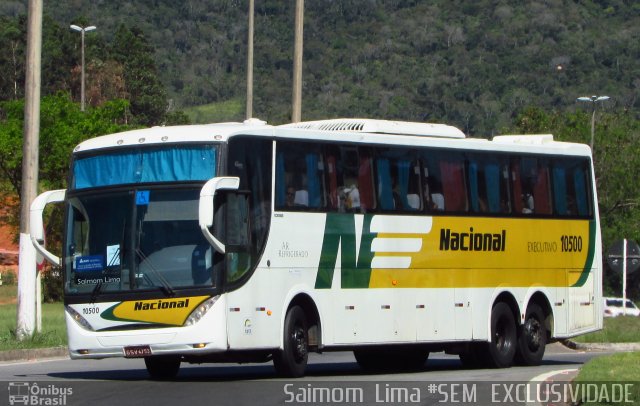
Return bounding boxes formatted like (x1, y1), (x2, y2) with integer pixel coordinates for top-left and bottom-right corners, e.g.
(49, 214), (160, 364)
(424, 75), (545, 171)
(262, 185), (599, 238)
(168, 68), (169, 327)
(30, 189), (66, 266)
(199, 177), (240, 254)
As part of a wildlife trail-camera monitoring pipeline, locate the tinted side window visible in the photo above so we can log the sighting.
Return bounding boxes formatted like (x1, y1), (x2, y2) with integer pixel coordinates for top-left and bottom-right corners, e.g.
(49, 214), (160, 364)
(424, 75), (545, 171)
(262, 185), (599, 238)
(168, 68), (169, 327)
(511, 157), (552, 215)
(275, 142), (326, 210)
(551, 158), (593, 217)
(467, 154), (511, 214)
(374, 148), (421, 212)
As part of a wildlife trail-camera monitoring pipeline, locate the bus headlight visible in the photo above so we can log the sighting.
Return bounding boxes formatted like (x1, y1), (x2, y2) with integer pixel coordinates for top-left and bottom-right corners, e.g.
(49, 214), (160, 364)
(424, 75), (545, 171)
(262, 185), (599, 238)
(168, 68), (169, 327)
(66, 306), (94, 331)
(185, 296), (219, 326)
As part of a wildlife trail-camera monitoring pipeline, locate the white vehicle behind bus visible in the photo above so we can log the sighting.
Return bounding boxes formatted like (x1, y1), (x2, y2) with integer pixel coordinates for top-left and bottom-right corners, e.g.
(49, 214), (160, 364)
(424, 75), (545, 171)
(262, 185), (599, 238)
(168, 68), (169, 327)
(603, 297), (640, 317)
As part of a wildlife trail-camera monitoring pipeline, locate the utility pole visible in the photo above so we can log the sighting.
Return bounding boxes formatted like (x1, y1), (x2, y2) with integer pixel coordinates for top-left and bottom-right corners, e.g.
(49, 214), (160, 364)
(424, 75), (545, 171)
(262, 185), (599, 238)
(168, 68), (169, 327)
(576, 95), (610, 152)
(246, 0), (254, 119)
(291, 0), (304, 123)
(16, 0), (43, 340)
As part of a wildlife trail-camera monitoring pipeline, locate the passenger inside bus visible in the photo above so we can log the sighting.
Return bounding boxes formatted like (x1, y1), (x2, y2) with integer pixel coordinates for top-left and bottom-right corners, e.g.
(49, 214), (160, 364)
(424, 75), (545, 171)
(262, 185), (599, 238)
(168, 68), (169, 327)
(285, 187), (296, 207)
(343, 184), (361, 212)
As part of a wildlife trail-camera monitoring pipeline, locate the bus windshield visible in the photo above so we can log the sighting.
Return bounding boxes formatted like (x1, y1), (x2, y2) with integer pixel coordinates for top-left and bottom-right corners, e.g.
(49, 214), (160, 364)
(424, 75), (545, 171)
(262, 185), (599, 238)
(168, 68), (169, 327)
(64, 144), (220, 295)
(65, 187), (216, 295)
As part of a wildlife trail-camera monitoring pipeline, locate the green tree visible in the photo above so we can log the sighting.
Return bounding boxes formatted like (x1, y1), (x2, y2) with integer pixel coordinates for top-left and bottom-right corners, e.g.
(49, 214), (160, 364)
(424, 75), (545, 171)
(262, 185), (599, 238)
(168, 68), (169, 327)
(0, 92), (135, 196)
(0, 16), (24, 100)
(111, 25), (168, 126)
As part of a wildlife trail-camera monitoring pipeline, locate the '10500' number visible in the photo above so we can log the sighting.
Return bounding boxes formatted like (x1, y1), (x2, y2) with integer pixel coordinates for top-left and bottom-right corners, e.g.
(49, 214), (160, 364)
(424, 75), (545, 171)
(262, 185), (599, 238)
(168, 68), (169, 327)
(560, 235), (583, 252)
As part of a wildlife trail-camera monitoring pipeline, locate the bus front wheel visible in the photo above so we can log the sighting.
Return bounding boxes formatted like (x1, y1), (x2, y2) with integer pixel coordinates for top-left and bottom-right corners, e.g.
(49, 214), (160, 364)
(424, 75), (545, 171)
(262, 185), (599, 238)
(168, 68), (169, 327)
(482, 302), (516, 368)
(144, 355), (180, 380)
(273, 305), (309, 377)
(515, 303), (547, 366)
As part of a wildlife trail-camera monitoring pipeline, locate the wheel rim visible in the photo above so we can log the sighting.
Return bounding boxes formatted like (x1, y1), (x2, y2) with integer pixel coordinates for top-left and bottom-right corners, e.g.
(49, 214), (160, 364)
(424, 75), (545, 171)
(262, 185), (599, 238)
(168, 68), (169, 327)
(291, 324), (307, 362)
(494, 315), (513, 354)
(524, 316), (542, 350)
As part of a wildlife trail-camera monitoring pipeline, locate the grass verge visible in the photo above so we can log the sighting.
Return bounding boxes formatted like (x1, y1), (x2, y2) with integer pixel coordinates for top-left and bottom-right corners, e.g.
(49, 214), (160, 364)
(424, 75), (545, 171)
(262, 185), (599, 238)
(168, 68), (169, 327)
(573, 352), (640, 405)
(573, 316), (640, 343)
(0, 302), (66, 351)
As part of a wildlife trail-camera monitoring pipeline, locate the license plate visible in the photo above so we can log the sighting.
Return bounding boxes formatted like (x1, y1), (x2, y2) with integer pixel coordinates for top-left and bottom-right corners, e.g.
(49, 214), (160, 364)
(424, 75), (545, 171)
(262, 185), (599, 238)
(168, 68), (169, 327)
(123, 345), (152, 358)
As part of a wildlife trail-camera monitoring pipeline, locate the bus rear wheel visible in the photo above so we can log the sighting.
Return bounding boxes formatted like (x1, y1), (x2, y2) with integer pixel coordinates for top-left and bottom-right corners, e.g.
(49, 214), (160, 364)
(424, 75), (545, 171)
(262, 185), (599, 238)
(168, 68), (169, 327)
(458, 345), (483, 369)
(144, 355), (181, 380)
(481, 302), (516, 368)
(273, 305), (309, 377)
(515, 303), (547, 366)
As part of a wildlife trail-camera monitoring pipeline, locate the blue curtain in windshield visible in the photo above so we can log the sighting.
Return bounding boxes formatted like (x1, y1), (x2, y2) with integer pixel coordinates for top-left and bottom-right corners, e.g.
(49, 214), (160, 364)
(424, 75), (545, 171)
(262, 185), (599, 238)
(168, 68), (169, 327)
(74, 146), (216, 189)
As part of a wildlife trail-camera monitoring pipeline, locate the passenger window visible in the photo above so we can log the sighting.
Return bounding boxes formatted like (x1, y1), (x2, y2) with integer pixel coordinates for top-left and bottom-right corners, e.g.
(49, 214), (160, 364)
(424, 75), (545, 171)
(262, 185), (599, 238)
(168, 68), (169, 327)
(421, 155), (444, 211)
(439, 153), (468, 212)
(275, 142), (326, 210)
(324, 146), (374, 213)
(468, 155), (511, 214)
(515, 157), (552, 215)
(552, 159), (592, 217)
(374, 149), (421, 212)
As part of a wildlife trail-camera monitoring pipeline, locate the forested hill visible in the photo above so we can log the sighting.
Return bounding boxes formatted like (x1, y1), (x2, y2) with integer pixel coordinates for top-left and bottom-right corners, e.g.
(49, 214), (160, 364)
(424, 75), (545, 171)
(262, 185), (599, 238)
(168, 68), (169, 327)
(1, 0), (639, 135)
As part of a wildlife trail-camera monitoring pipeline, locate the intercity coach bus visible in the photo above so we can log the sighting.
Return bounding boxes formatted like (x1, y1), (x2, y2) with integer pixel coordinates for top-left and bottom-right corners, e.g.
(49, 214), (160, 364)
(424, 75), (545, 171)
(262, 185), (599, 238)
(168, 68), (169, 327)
(31, 118), (602, 378)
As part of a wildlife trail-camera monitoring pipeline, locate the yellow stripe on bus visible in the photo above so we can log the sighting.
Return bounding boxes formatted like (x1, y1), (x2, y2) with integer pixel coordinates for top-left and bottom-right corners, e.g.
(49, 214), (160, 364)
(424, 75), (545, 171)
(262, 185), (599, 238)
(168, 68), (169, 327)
(369, 217), (592, 288)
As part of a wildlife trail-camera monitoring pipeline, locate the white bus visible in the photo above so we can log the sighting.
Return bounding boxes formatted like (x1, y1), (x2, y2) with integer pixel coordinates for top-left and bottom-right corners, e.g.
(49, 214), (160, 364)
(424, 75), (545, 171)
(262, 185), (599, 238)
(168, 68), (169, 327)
(31, 118), (602, 378)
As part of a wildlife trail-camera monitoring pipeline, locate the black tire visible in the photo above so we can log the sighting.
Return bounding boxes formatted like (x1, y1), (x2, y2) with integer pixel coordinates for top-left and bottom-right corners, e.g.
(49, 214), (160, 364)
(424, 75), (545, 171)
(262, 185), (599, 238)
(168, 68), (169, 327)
(458, 345), (483, 369)
(515, 303), (547, 366)
(144, 355), (181, 380)
(273, 305), (309, 377)
(354, 348), (429, 372)
(481, 302), (517, 368)
(353, 349), (379, 371)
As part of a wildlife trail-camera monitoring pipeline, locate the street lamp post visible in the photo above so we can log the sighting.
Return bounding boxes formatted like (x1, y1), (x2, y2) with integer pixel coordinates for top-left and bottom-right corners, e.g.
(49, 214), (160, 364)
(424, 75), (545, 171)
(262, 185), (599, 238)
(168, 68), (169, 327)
(70, 24), (96, 111)
(576, 95), (610, 151)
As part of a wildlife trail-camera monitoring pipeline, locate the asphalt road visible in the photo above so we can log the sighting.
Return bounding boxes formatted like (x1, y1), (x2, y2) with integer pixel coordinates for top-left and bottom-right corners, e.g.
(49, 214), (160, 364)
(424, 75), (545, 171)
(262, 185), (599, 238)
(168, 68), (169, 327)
(0, 344), (612, 406)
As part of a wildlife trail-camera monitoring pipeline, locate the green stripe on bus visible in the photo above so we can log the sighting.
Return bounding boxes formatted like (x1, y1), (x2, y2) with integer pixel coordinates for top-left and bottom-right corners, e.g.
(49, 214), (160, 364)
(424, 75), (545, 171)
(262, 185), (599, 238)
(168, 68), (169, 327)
(572, 220), (596, 287)
(315, 213), (375, 289)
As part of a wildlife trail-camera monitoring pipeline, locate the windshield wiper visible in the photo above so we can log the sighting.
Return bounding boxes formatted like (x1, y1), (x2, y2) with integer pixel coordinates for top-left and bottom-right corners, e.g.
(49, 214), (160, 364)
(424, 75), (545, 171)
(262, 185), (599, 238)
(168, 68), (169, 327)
(135, 249), (175, 297)
(90, 280), (103, 303)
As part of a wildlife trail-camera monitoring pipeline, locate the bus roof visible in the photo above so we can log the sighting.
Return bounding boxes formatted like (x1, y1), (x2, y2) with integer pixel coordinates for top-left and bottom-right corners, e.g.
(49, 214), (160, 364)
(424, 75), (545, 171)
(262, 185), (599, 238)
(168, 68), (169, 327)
(72, 117), (591, 158)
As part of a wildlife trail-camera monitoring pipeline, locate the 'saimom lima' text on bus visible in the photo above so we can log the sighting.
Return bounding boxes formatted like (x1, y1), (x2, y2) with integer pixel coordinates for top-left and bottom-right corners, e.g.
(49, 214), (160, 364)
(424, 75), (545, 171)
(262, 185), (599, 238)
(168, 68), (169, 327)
(31, 118), (602, 378)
